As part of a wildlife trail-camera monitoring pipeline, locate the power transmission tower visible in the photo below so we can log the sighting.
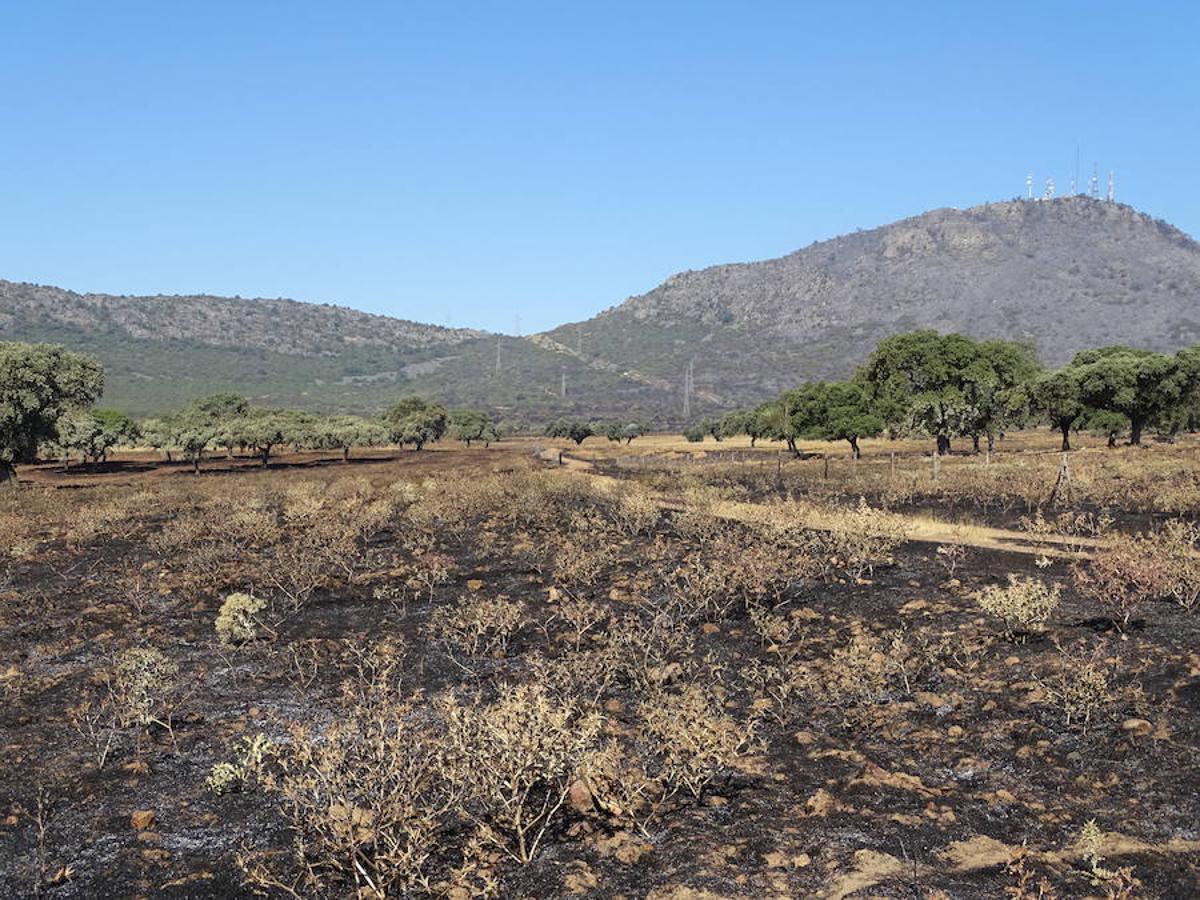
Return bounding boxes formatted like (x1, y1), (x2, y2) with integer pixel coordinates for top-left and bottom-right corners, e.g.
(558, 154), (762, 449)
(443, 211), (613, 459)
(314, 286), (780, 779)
(683, 359), (694, 419)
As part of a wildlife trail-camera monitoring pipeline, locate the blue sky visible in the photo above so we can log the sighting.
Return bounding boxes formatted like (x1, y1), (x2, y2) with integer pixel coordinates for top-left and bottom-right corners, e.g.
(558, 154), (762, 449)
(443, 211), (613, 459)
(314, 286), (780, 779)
(2, 2), (1197, 333)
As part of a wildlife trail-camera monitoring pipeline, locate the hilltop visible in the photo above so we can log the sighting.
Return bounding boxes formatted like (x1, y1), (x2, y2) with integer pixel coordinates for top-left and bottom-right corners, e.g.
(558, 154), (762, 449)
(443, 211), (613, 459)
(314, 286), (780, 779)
(3, 197), (1198, 420)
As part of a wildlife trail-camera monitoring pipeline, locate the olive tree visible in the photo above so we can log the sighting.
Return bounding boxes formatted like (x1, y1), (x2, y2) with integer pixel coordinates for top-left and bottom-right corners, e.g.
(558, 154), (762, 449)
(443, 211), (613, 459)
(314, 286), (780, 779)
(1029, 367), (1088, 451)
(545, 419), (594, 445)
(857, 330), (1037, 455)
(1072, 346), (1194, 446)
(383, 397), (449, 450)
(1, 342), (104, 482)
(312, 415), (388, 460)
(787, 380), (882, 458)
(449, 409), (500, 447)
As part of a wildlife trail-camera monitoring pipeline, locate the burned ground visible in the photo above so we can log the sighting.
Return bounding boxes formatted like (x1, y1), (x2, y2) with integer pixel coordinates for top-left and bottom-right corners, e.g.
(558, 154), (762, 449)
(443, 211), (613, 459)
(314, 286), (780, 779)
(1, 436), (1198, 898)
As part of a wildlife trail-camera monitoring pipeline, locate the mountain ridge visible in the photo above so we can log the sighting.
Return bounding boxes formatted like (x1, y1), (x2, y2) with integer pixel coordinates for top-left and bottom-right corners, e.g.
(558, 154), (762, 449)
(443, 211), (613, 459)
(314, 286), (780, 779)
(4, 196), (1199, 420)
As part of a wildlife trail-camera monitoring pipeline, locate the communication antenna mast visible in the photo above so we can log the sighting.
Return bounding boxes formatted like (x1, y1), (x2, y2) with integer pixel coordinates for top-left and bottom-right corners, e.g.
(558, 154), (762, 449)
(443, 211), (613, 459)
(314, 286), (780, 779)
(1107, 170), (1115, 202)
(1044, 177), (1055, 200)
(1026, 173), (1033, 200)
(1089, 163), (1099, 199)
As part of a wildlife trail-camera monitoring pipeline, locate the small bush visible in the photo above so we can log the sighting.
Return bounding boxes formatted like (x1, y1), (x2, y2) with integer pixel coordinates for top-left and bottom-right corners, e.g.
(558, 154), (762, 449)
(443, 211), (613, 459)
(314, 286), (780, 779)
(214, 592), (268, 645)
(1037, 647), (1113, 730)
(106, 647), (180, 730)
(440, 682), (603, 863)
(428, 595), (525, 658)
(976, 575), (1061, 640)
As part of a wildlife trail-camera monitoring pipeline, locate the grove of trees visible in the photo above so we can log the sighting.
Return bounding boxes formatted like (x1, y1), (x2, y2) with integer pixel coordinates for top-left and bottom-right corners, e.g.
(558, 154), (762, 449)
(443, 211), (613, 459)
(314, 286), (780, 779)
(703, 331), (1200, 456)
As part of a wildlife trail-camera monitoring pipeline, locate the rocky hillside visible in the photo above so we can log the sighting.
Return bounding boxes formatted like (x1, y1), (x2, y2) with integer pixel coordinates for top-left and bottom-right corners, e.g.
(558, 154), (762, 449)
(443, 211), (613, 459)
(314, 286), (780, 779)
(3, 197), (1198, 421)
(548, 196), (1200, 407)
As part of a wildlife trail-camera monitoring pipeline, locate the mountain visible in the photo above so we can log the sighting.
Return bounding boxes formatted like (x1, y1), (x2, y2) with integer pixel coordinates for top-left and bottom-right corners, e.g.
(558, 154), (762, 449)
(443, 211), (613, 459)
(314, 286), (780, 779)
(3, 196), (1199, 422)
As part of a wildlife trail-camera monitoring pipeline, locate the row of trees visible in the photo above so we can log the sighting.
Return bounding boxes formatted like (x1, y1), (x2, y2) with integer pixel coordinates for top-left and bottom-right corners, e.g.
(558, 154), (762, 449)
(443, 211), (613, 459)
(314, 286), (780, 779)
(702, 332), (1200, 456)
(139, 395), (506, 471)
(1, 341), (510, 480)
(544, 420), (647, 445)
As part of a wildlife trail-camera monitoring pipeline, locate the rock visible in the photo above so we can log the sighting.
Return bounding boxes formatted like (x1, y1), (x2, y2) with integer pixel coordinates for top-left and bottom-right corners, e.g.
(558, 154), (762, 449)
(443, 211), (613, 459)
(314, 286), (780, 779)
(567, 779), (593, 814)
(915, 691), (946, 709)
(1121, 718), (1153, 736)
(130, 810), (156, 831)
(763, 851), (788, 869)
(947, 725), (964, 738)
(806, 788), (838, 817)
(547, 587), (562, 601)
(793, 852), (812, 868)
(701, 623), (721, 634)
(466, 579), (484, 591)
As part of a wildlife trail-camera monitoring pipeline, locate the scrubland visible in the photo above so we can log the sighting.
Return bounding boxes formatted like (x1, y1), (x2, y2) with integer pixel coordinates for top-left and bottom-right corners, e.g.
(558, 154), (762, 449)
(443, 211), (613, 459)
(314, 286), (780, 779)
(1, 434), (1198, 898)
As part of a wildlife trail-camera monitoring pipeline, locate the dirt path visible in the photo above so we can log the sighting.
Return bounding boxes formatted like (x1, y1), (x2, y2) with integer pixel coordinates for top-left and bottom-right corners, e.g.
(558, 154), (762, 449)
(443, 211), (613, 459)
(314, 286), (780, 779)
(538, 446), (1102, 559)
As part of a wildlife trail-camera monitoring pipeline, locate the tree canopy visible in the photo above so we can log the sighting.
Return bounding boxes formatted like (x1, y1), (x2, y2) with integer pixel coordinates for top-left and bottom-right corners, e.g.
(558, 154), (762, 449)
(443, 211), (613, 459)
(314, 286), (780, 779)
(1, 342), (104, 481)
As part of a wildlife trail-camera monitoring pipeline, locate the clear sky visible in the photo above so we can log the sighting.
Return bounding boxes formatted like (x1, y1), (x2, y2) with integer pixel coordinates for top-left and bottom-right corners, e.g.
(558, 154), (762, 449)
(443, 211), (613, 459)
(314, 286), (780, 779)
(2, 2), (1197, 333)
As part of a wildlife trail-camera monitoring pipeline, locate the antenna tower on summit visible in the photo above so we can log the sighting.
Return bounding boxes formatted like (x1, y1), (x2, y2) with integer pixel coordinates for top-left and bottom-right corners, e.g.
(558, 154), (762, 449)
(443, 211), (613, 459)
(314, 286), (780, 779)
(1026, 173), (1033, 199)
(1107, 170), (1115, 202)
(1044, 177), (1055, 200)
(1089, 163), (1099, 199)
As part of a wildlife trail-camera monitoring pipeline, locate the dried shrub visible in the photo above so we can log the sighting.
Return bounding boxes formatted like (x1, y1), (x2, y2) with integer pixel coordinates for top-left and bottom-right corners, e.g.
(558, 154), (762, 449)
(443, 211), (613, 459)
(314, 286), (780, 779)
(603, 610), (695, 690)
(554, 596), (611, 651)
(106, 647), (179, 730)
(1070, 523), (1200, 628)
(666, 534), (802, 623)
(608, 484), (661, 536)
(551, 540), (613, 594)
(440, 682), (603, 863)
(777, 498), (907, 581)
(206, 733), (271, 794)
(214, 592), (268, 645)
(638, 683), (756, 801)
(976, 575), (1061, 640)
(1036, 646), (1114, 731)
(254, 698), (459, 896)
(428, 595), (525, 658)
(783, 628), (912, 718)
(581, 684), (756, 834)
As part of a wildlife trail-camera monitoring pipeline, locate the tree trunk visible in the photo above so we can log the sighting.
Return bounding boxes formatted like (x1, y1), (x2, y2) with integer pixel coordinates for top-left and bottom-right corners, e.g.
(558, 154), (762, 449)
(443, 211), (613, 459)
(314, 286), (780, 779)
(1060, 423), (1072, 452)
(750, 436), (757, 447)
(986, 432), (996, 453)
(0, 461), (16, 485)
(165, 450), (173, 463)
(936, 434), (951, 456)
(1107, 431), (1117, 448)
(1129, 417), (1144, 446)
(786, 437), (799, 458)
(192, 457), (201, 473)
(971, 434), (981, 453)
(261, 447), (270, 467)
(848, 436), (860, 459)
(342, 446), (351, 461)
